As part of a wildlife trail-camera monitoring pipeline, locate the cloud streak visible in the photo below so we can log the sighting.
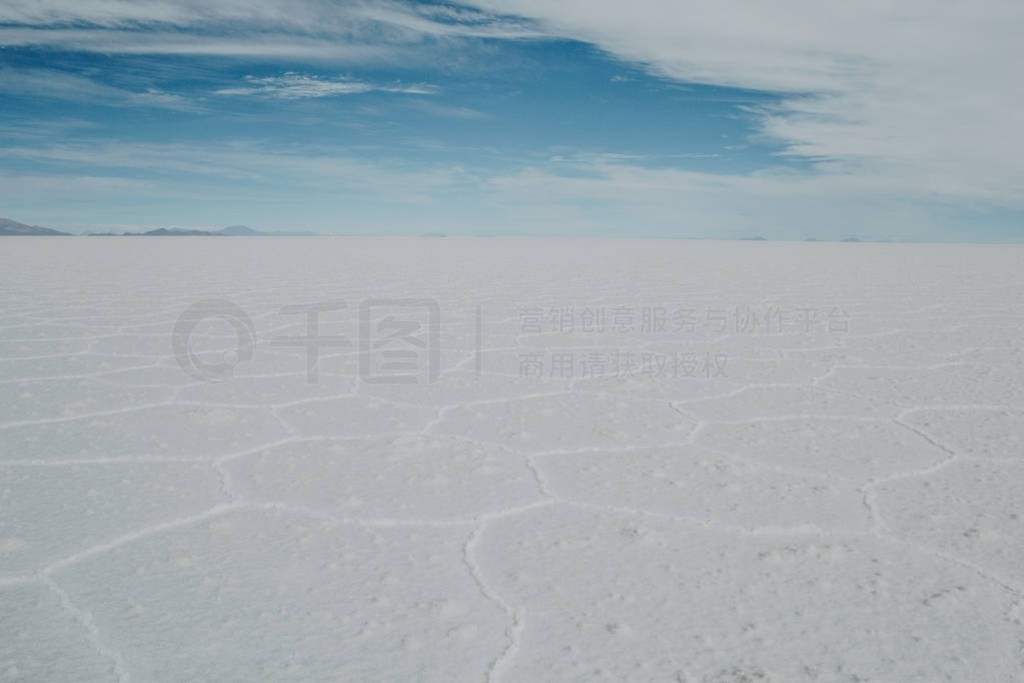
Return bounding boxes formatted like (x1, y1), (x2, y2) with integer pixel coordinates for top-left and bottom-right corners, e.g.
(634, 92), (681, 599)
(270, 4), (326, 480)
(0, 140), (470, 197)
(0, 67), (201, 111)
(462, 0), (1024, 209)
(0, 138), (1015, 240)
(482, 155), (1006, 241)
(0, 0), (542, 58)
(215, 73), (436, 99)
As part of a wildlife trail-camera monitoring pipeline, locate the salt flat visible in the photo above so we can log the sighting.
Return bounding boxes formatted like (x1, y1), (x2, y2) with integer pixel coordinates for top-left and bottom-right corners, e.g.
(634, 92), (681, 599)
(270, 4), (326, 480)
(1, 237), (1023, 682)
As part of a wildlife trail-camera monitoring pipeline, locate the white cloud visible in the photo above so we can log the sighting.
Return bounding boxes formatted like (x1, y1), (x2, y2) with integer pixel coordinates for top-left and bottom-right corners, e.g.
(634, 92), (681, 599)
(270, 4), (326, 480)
(478, 156), (975, 241)
(0, 67), (200, 111)
(462, 0), (1024, 210)
(0, 138), (1010, 240)
(0, 0), (536, 33)
(406, 101), (489, 120)
(0, 139), (486, 233)
(0, 140), (470, 200)
(4, 0), (1022, 238)
(215, 73), (436, 99)
(0, 27), (407, 61)
(0, 1), (540, 58)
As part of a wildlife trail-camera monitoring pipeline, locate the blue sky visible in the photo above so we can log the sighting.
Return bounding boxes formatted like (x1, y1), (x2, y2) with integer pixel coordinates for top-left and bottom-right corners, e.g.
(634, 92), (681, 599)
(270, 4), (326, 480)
(1, 0), (1022, 240)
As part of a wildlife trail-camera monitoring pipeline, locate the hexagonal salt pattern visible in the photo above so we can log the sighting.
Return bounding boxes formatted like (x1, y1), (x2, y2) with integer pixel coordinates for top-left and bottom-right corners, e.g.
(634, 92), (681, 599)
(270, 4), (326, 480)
(2, 238), (1023, 682)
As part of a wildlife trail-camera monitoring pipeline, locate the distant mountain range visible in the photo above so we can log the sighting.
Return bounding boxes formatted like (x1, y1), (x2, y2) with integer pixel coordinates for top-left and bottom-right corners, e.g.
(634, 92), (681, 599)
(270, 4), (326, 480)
(0, 216), (879, 242)
(99, 225), (316, 236)
(118, 226), (289, 236)
(217, 225), (263, 236)
(0, 218), (70, 235)
(0, 218), (315, 236)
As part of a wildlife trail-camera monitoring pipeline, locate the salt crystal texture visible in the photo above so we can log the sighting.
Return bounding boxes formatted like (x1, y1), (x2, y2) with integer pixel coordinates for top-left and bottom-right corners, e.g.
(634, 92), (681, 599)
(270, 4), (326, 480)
(1, 238), (1022, 682)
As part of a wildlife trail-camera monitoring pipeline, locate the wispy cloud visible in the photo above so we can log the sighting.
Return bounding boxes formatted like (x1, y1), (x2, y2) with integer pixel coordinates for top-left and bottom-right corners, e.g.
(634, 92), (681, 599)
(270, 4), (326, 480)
(0, 138), (1014, 240)
(406, 100), (489, 120)
(215, 73), (436, 100)
(0, 140), (470, 198)
(3, 0), (1022, 240)
(0, 0), (541, 59)
(482, 155), (995, 241)
(463, 0), (1024, 210)
(0, 27), (407, 61)
(0, 67), (200, 111)
(0, 0), (536, 33)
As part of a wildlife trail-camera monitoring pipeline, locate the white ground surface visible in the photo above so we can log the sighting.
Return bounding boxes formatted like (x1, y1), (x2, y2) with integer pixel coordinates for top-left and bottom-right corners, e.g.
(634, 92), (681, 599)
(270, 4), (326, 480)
(1, 238), (1023, 682)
